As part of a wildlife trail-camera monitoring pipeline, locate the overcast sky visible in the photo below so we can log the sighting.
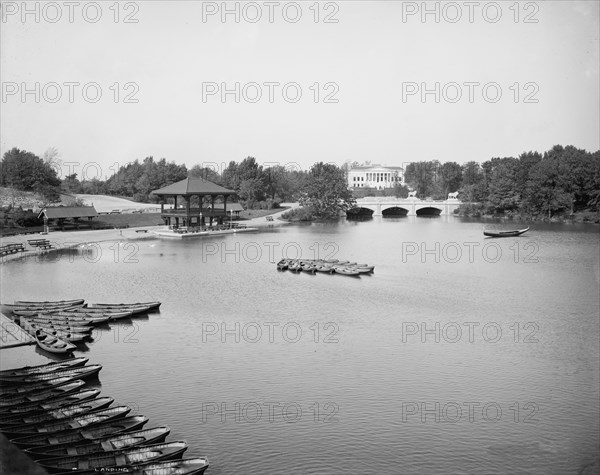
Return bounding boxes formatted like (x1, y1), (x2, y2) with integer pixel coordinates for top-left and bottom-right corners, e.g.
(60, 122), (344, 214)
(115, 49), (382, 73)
(1, 1), (598, 179)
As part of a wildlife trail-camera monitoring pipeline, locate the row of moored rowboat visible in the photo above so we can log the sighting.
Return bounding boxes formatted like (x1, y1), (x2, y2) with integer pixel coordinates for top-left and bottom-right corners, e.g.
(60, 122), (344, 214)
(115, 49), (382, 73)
(276, 258), (375, 276)
(0, 357), (209, 474)
(3, 299), (161, 354)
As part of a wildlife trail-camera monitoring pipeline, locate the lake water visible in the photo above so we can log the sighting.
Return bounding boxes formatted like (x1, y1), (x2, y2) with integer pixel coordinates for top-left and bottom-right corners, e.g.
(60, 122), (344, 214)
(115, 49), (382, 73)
(2, 217), (599, 474)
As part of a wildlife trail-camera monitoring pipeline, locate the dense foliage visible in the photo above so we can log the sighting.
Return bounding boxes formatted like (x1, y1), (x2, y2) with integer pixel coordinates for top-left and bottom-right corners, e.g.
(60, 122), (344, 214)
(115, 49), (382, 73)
(0, 148), (61, 200)
(403, 145), (600, 218)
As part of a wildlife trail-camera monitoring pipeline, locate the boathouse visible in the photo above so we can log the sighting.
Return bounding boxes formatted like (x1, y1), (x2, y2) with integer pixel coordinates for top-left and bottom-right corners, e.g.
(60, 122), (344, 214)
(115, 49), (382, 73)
(151, 177), (238, 228)
(38, 206), (98, 232)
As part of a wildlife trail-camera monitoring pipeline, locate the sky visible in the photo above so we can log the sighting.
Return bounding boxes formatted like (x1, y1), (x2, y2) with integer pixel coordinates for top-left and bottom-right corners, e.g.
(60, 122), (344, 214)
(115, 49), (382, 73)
(1, 0), (599, 180)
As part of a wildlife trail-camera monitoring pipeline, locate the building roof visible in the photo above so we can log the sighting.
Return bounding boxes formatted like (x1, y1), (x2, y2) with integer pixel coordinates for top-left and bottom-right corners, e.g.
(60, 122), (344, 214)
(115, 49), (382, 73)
(350, 165), (404, 171)
(151, 177), (236, 196)
(39, 206), (98, 219)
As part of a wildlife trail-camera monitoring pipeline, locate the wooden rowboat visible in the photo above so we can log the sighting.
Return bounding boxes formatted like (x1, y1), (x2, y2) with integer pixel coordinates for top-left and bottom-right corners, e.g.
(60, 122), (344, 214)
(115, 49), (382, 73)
(86, 301), (161, 311)
(0, 364), (102, 385)
(52, 457), (210, 475)
(333, 266), (360, 276)
(483, 226), (530, 238)
(0, 357), (88, 378)
(21, 318), (92, 334)
(4, 406), (131, 438)
(35, 330), (77, 354)
(10, 415), (149, 448)
(0, 376), (80, 397)
(0, 389), (100, 416)
(25, 426), (171, 459)
(0, 397), (113, 427)
(13, 299), (85, 307)
(0, 381), (87, 408)
(39, 441), (188, 472)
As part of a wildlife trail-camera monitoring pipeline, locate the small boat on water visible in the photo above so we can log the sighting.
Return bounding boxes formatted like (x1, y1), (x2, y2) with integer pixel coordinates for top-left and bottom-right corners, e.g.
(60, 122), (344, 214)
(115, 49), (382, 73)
(0, 376), (80, 397)
(39, 441), (188, 473)
(0, 381), (87, 408)
(0, 357), (88, 378)
(23, 314), (94, 326)
(86, 301), (161, 311)
(12, 307), (83, 317)
(25, 426), (171, 459)
(0, 397), (113, 427)
(6, 304), (83, 312)
(288, 261), (301, 272)
(4, 406), (131, 438)
(333, 266), (360, 276)
(483, 226), (530, 238)
(10, 415), (149, 447)
(0, 364), (102, 385)
(276, 259), (289, 270)
(0, 389), (101, 416)
(13, 299), (85, 307)
(35, 330), (77, 354)
(21, 318), (92, 334)
(51, 457), (210, 475)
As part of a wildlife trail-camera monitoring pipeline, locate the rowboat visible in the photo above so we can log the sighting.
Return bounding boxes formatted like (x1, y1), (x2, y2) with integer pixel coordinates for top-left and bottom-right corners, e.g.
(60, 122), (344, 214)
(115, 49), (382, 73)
(86, 301), (162, 311)
(13, 299), (85, 307)
(300, 263), (316, 273)
(21, 317), (92, 332)
(0, 376), (80, 397)
(6, 304), (82, 313)
(10, 415), (149, 447)
(35, 330), (77, 354)
(288, 261), (301, 272)
(0, 364), (102, 385)
(46, 312), (112, 323)
(276, 259), (289, 270)
(352, 265), (375, 274)
(25, 426), (171, 459)
(333, 266), (360, 276)
(52, 457), (210, 475)
(63, 306), (147, 315)
(23, 315), (94, 326)
(4, 406), (131, 438)
(0, 389), (100, 416)
(36, 330), (88, 343)
(0, 381), (86, 408)
(0, 357), (88, 378)
(39, 441), (188, 472)
(0, 397), (113, 427)
(483, 226), (530, 238)
(12, 307), (83, 317)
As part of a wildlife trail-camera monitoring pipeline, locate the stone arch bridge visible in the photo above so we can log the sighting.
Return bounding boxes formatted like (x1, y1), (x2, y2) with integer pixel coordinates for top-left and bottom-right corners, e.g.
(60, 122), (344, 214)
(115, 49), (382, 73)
(352, 197), (461, 217)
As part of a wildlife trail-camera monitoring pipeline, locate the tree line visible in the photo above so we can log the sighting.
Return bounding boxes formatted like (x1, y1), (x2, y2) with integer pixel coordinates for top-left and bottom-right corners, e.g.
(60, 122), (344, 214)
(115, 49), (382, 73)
(1, 144), (598, 220)
(404, 145), (600, 218)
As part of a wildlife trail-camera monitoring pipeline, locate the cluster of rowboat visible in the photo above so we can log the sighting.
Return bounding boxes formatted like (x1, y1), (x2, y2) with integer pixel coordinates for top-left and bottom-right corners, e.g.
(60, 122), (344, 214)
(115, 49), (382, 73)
(0, 357), (209, 474)
(276, 258), (375, 276)
(3, 299), (161, 354)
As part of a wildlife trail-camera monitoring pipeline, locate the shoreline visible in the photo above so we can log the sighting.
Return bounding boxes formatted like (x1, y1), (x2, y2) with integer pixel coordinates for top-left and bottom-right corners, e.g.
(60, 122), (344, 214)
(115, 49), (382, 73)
(0, 206), (298, 264)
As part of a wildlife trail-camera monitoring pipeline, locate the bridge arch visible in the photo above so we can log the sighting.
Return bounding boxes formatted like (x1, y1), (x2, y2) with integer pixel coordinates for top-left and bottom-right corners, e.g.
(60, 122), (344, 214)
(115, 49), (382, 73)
(382, 206), (409, 217)
(346, 207), (374, 220)
(416, 206), (442, 217)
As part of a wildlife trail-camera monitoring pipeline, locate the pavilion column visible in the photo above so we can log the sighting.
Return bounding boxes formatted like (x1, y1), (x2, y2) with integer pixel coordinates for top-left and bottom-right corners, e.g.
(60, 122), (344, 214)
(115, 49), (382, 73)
(185, 196), (191, 222)
(174, 196), (178, 210)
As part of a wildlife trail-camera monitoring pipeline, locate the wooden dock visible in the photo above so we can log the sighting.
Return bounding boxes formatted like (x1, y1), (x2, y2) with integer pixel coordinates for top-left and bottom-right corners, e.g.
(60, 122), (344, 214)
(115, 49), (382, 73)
(0, 313), (35, 349)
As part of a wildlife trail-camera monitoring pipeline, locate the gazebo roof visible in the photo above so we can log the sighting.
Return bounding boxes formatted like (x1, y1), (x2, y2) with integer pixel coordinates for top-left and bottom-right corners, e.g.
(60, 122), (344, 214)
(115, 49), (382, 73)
(151, 177), (236, 196)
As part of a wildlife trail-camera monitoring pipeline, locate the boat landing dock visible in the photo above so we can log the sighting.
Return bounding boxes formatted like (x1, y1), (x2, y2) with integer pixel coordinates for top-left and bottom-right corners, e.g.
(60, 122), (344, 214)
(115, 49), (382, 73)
(0, 313), (35, 349)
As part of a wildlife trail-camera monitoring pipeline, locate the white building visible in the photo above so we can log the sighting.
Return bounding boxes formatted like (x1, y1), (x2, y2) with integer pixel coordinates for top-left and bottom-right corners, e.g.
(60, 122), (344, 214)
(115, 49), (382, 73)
(347, 165), (404, 189)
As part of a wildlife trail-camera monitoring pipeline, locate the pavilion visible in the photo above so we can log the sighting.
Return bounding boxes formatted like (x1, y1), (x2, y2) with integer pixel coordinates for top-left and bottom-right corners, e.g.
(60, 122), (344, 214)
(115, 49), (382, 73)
(151, 177), (238, 228)
(38, 206), (98, 232)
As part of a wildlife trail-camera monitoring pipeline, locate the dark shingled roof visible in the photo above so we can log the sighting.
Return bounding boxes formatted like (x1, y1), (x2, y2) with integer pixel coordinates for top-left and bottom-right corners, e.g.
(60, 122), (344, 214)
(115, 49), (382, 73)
(39, 206), (98, 219)
(151, 177), (236, 196)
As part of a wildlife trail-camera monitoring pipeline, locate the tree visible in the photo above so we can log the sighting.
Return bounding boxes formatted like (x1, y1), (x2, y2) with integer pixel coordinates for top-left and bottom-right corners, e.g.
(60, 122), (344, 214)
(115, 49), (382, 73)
(404, 161), (436, 198)
(300, 162), (355, 219)
(0, 148), (61, 196)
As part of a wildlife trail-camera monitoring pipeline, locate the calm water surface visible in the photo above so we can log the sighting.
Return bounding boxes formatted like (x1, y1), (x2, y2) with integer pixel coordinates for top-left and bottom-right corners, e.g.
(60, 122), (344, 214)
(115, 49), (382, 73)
(2, 217), (599, 474)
